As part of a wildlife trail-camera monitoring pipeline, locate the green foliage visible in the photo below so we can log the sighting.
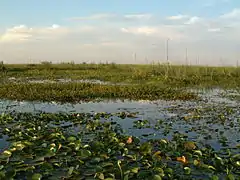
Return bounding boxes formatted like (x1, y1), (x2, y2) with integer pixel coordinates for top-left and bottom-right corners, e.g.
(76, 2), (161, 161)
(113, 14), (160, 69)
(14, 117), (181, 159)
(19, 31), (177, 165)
(0, 112), (239, 179)
(0, 63), (240, 102)
(40, 61), (52, 65)
(0, 83), (197, 103)
(2, 63), (240, 88)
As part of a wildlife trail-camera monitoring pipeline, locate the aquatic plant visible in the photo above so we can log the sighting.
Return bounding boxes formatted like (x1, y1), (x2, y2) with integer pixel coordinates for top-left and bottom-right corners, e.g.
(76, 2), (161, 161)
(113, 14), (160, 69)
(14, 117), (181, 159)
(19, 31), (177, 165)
(0, 83), (198, 103)
(1, 63), (240, 88)
(0, 112), (239, 179)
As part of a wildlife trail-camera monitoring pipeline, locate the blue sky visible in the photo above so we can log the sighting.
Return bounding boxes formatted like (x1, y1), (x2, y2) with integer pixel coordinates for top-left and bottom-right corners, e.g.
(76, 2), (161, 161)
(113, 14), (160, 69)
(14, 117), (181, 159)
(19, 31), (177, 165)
(0, 0), (240, 65)
(0, 0), (237, 25)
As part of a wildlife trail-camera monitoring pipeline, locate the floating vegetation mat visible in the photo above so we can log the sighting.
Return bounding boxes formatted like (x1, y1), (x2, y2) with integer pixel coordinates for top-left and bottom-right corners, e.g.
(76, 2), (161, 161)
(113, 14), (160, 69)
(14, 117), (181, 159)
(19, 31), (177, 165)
(0, 111), (239, 180)
(0, 89), (239, 179)
(0, 91), (240, 179)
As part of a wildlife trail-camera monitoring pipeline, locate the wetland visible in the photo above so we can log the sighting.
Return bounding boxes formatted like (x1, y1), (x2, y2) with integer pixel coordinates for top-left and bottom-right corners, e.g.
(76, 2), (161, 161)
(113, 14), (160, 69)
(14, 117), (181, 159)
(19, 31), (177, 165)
(0, 63), (239, 179)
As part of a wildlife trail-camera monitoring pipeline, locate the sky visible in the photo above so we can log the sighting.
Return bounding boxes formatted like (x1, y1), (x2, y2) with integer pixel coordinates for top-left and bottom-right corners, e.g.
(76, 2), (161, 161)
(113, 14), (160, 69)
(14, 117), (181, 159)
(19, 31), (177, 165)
(1, 0), (240, 65)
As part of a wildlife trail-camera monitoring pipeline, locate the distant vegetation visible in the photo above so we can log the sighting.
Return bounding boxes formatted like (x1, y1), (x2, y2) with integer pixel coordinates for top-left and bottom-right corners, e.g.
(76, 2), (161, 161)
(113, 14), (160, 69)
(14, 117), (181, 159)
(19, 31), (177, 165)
(40, 61), (52, 65)
(1, 62), (240, 88)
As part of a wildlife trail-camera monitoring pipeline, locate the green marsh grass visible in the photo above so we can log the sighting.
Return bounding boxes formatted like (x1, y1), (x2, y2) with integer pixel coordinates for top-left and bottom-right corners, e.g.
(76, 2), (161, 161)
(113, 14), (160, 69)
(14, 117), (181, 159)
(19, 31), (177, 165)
(1, 63), (240, 88)
(1, 63), (240, 102)
(0, 83), (198, 103)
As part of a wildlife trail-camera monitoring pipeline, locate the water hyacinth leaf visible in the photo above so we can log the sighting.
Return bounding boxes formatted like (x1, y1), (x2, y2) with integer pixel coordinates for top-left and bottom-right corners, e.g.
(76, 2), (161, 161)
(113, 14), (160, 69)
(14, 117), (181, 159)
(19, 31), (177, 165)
(67, 136), (77, 142)
(0, 171), (5, 179)
(118, 142), (125, 148)
(2, 150), (12, 157)
(83, 169), (96, 176)
(152, 175), (162, 180)
(235, 161), (240, 166)
(41, 143), (47, 148)
(123, 174), (129, 180)
(232, 154), (240, 160)
(208, 165), (216, 171)
(90, 157), (101, 164)
(94, 165), (103, 173)
(139, 142), (152, 155)
(137, 170), (151, 179)
(210, 175), (219, 180)
(5, 169), (16, 179)
(32, 173), (42, 180)
(184, 167), (191, 175)
(9, 147), (16, 152)
(91, 141), (104, 151)
(132, 137), (140, 144)
(160, 139), (168, 144)
(16, 165), (35, 172)
(23, 141), (33, 146)
(226, 174), (235, 180)
(193, 150), (202, 156)
(68, 167), (74, 176)
(101, 162), (114, 168)
(165, 168), (173, 175)
(130, 167), (139, 174)
(125, 154), (136, 161)
(153, 167), (164, 177)
(14, 143), (26, 150)
(184, 141), (196, 151)
(96, 172), (104, 180)
(214, 155), (224, 166)
(193, 159), (200, 166)
(33, 156), (45, 162)
(152, 151), (161, 161)
(79, 149), (92, 158)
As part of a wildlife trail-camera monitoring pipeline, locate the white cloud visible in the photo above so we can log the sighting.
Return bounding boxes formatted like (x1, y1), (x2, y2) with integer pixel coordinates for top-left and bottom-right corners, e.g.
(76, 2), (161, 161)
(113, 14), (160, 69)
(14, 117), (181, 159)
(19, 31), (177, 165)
(208, 28), (221, 32)
(121, 26), (185, 40)
(0, 24), (94, 43)
(220, 8), (240, 19)
(124, 14), (152, 20)
(0, 25), (33, 42)
(1, 12), (240, 65)
(68, 13), (153, 22)
(167, 14), (189, 20)
(49, 24), (60, 29)
(121, 27), (158, 35)
(184, 16), (201, 25)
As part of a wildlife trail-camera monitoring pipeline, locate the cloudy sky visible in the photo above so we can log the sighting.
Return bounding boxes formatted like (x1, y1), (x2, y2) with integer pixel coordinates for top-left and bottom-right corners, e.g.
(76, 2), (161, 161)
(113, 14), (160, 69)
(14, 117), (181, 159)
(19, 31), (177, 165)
(1, 0), (240, 65)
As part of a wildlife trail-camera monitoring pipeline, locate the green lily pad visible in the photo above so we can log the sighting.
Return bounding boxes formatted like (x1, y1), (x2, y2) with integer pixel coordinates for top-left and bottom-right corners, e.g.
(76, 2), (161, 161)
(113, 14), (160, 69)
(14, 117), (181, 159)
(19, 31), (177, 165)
(226, 174), (235, 180)
(2, 150), (12, 157)
(130, 167), (139, 174)
(32, 173), (42, 180)
(67, 136), (77, 142)
(184, 141), (196, 151)
(68, 166), (74, 176)
(152, 175), (162, 180)
(184, 167), (191, 175)
(210, 175), (219, 180)
(79, 149), (92, 159)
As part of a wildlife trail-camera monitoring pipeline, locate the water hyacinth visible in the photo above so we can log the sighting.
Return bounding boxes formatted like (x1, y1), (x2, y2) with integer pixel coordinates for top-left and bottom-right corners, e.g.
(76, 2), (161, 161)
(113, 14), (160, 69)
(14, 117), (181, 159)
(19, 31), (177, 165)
(0, 111), (239, 179)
